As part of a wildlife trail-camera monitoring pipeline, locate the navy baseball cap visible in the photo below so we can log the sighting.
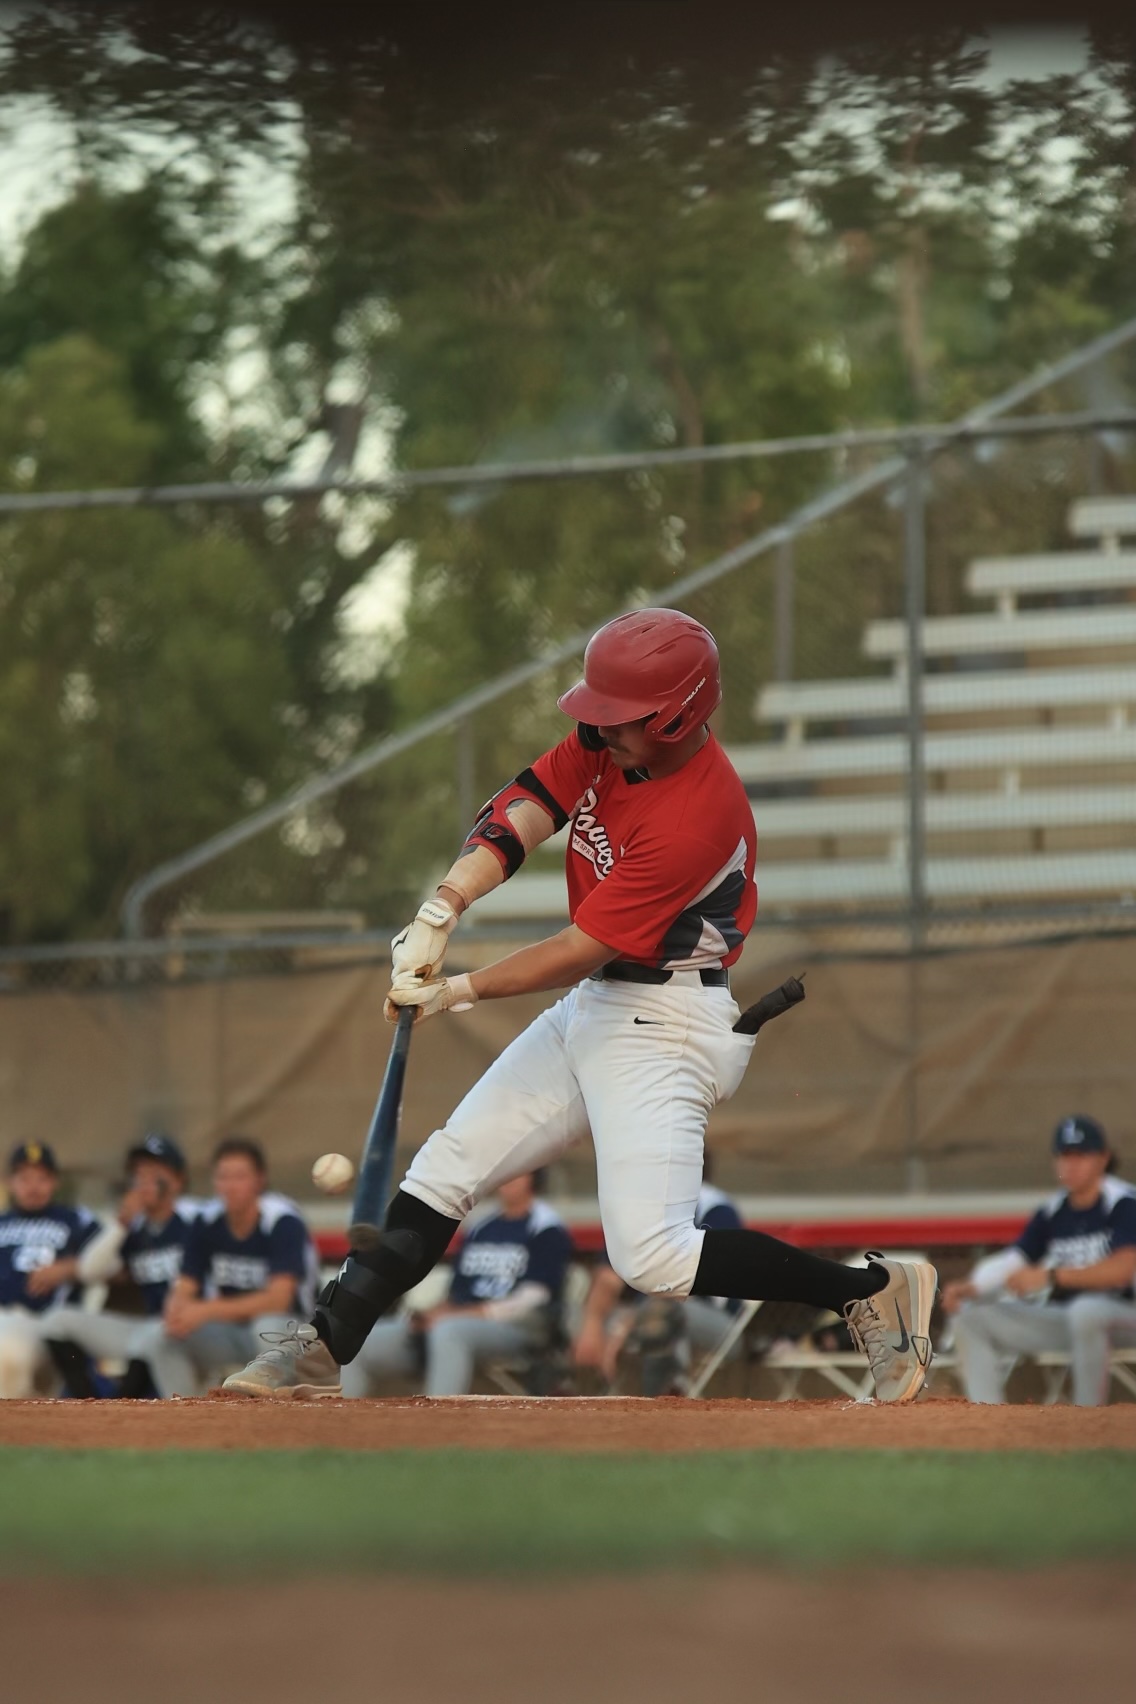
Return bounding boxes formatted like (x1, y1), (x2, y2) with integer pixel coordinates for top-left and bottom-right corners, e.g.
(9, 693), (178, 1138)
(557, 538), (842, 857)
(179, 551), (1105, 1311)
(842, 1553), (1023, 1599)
(126, 1133), (187, 1175)
(1052, 1115), (1108, 1155)
(7, 1140), (59, 1175)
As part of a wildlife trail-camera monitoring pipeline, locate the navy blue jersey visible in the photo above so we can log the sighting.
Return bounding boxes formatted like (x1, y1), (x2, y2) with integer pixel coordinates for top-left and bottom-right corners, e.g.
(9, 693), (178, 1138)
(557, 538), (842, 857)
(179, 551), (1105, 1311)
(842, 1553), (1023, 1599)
(449, 1201), (573, 1307)
(121, 1201), (202, 1315)
(0, 1203), (98, 1313)
(182, 1193), (318, 1314)
(695, 1184), (743, 1235)
(1017, 1177), (1136, 1301)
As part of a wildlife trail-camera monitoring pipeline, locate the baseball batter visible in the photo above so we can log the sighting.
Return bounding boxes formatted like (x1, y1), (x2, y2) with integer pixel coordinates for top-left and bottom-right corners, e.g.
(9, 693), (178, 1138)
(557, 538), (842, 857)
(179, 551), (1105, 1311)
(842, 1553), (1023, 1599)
(224, 610), (937, 1403)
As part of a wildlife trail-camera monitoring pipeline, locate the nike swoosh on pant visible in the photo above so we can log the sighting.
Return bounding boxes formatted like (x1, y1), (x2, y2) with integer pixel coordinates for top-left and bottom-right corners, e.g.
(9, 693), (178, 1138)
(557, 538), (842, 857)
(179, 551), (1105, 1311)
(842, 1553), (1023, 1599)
(632, 1017), (664, 1026)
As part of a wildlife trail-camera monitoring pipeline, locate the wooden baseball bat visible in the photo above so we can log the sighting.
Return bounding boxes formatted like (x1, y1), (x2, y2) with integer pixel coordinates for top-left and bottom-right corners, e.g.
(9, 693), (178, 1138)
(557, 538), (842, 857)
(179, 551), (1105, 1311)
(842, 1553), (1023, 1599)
(349, 1004), (415, 1252)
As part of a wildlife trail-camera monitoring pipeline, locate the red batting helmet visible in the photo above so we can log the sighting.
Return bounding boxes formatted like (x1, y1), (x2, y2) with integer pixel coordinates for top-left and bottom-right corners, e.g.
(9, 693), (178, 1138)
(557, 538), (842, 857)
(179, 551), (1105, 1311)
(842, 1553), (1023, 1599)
(557, 609), (722, 743)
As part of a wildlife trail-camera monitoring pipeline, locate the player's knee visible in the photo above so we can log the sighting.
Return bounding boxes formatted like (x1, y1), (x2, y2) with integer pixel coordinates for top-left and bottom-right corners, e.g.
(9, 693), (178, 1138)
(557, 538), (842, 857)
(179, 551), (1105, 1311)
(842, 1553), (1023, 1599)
(606, 1224), (700, 1298)
(0, 1336), (38, 1397)
(1066, 1294), (1111, 1335)
(39, 1304), (83, 1340)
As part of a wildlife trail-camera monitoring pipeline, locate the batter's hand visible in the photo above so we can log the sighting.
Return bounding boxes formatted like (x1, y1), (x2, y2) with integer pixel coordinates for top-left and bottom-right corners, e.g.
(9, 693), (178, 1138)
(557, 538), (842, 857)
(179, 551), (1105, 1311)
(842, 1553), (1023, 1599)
(384, 971), (478, 1025)
(391, 898), (459, 983)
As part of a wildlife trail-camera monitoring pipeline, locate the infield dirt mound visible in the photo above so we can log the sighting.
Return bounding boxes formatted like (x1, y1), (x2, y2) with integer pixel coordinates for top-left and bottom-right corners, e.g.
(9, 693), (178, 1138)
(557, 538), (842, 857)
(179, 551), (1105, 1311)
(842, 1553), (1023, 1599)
(2, 1395), (1133, 1451)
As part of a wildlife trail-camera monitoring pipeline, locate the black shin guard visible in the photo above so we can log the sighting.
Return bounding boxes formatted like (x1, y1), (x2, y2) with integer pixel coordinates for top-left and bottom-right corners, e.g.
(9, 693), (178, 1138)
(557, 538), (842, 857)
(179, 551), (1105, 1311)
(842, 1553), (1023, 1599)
(692, 1229), (886, 1315)
(312, 1190), (459, 1365)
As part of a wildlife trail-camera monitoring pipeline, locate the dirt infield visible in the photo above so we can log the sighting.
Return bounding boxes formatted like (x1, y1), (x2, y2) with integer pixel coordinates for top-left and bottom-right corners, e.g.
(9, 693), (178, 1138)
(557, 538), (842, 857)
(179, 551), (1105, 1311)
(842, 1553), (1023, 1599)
(2, 1394), (1134, 1451)
(7, 1568), (1135, 1704)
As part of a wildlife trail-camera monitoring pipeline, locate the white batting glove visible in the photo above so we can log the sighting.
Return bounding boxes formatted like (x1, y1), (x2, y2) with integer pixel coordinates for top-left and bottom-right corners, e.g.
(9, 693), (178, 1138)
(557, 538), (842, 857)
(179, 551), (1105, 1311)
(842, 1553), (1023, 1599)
(391, 897), (459, 983)
(384, 971), (478, 1026)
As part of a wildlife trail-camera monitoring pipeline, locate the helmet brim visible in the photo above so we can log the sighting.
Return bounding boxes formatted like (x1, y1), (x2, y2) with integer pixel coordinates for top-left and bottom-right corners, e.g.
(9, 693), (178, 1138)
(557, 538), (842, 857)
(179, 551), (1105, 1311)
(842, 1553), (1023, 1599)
(557, 679), (659, 726)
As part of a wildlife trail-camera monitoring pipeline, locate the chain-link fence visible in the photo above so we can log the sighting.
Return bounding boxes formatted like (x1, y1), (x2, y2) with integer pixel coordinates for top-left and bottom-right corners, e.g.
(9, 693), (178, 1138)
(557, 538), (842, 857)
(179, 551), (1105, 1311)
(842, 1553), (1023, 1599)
(5, 324), (1136, 1200)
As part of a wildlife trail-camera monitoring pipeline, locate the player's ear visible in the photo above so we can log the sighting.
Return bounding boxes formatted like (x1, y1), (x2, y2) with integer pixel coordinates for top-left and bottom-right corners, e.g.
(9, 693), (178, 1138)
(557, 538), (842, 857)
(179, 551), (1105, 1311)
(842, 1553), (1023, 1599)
(577, 723), (605, 751)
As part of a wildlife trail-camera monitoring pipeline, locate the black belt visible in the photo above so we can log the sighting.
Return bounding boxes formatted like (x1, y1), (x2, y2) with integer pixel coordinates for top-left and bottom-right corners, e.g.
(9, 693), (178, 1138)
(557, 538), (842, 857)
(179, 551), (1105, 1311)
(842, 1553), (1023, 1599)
(590, 962), (729, 988)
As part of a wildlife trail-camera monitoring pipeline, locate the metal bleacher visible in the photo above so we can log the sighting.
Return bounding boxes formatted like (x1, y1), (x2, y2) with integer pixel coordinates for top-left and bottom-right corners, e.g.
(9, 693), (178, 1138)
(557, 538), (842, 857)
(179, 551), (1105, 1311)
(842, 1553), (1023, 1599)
(475, 493), (1136, 923)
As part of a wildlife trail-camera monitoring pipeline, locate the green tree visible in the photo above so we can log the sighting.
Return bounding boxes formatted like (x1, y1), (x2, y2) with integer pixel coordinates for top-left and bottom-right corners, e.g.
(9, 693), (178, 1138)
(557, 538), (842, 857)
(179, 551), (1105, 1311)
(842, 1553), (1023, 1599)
(0, 337), (292, 938)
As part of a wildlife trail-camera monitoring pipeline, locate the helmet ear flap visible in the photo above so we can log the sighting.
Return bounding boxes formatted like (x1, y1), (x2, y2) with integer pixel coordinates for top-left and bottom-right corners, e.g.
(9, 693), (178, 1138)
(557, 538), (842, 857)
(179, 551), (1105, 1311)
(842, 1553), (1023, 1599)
(577, 722), (606, 751)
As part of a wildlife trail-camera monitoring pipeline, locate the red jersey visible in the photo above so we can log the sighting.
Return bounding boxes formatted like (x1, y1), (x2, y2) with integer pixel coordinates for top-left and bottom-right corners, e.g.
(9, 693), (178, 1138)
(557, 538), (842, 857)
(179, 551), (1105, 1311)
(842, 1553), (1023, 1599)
(529, 731), (757, 970)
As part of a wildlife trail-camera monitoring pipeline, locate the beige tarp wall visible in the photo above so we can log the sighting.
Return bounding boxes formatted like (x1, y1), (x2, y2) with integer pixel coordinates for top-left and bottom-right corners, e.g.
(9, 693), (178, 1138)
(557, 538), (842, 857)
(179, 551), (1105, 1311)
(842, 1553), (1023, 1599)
(2, 935), (1134, 1202)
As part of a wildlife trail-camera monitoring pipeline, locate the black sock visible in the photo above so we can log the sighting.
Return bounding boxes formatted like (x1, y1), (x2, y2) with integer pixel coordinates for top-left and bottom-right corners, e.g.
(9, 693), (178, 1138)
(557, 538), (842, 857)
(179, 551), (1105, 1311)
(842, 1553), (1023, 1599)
(45, 1339), (99, 1399)
(118, 1358), (160, 1400)
(692, 1229), (887, 1315)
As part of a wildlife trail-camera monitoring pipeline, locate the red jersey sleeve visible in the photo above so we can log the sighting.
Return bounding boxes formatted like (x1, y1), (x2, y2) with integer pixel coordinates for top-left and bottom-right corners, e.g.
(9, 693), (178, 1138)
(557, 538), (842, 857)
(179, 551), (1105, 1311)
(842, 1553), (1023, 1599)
(572, 826), (738, 961)
(528, 731), (598, 820)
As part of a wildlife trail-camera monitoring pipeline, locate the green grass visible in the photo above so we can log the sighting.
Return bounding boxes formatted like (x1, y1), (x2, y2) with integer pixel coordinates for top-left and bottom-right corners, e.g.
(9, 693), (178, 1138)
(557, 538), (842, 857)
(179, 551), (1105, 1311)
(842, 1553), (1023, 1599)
(3, 1450), (1133, 1578)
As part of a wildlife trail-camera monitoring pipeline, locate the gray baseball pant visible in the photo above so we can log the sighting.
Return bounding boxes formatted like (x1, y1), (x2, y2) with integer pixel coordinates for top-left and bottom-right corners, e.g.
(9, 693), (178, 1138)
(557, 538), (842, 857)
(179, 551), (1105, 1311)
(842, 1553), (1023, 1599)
(341, 1314), (539, 1397)
(37, 1305), (151, 1365)
(131, 1315), (295, 1397)
(953, 1294), (1136, 1406)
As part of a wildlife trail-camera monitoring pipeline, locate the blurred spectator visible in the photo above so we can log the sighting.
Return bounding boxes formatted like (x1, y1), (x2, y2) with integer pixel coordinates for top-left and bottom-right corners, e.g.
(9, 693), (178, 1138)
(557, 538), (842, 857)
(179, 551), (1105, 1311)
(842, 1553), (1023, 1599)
(573, 1173), (744, 1394)
(0, 1142), (98, 1398)
(39, 1134), (198, 1398)
(132, 1136), (318, 1397)
(342, 1171), (572, 1397)
(945, 1117), (1136, 1406)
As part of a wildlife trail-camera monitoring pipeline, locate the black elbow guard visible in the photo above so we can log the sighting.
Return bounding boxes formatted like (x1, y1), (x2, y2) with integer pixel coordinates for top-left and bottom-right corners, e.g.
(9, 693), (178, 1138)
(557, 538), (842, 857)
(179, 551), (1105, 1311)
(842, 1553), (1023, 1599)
(461, 815), (526, 878)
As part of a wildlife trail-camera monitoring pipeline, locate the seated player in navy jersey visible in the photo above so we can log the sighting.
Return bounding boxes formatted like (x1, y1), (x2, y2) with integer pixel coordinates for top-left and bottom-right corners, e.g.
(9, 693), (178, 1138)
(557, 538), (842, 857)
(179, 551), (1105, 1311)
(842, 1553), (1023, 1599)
(0, 1142), (98, 1398)
(945, 1116), (1136, 1406)
(132, 1136), (319, 1398)
(39, 1133), (199, 1399)
(573, 1162), (745, 1394)
(341, 1170), (573, 1398)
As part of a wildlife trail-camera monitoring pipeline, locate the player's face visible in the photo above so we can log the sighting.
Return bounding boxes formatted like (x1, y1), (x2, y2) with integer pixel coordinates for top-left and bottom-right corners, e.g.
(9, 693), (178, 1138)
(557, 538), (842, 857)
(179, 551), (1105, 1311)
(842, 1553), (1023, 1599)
(131, 1158), (180, 1212)
(8, 1163), (57, 1212)
(1055, 1151), (1108, 1200)
(497, 1173), (535, 1215)
(597, 717), (655, 770)
(213, 1155), (264, 1215)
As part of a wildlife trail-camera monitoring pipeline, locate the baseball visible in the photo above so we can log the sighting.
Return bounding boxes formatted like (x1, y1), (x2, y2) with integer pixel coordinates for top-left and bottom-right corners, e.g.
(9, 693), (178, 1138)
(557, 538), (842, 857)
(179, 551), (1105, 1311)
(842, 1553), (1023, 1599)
(311, 1152), (355, 1195)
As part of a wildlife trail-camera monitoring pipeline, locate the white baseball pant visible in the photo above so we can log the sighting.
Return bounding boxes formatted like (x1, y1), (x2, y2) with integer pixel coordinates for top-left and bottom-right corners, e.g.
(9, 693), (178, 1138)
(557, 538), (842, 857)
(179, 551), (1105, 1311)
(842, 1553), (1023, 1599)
(954, 1294), (1136, 1405)
(403, 974), (755, 1297)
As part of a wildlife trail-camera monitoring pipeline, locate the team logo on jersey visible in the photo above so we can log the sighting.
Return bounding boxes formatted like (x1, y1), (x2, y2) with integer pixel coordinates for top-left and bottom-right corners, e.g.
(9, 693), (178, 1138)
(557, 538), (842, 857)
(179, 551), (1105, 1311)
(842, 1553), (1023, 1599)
(570, 787), (615, 878)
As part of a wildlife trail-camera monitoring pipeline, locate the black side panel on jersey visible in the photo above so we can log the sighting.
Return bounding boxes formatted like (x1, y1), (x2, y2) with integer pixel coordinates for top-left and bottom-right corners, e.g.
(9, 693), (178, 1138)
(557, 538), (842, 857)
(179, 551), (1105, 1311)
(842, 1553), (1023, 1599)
(658, 869), (747, 965)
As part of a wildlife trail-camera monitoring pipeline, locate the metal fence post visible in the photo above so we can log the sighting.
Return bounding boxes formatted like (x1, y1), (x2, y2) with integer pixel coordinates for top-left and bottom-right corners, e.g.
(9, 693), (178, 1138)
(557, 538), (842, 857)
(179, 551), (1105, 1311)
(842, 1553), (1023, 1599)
(456, 715), (476, 834)
(773, 535), (796, 681)
(903, 440), (928, 1191)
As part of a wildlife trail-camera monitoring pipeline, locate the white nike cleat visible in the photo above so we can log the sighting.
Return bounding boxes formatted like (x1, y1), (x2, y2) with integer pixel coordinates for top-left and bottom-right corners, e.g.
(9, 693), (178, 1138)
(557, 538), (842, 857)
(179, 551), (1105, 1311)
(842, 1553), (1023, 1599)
(220, 1322), (342, 1400)
(844, 1254), (937, 1403)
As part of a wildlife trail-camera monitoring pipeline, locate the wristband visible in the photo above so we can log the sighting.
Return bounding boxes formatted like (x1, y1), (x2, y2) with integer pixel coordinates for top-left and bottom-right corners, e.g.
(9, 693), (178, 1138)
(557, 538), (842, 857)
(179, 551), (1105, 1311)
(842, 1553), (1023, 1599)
(447, 972), (478, 1012)
(417, 897), (459, 931)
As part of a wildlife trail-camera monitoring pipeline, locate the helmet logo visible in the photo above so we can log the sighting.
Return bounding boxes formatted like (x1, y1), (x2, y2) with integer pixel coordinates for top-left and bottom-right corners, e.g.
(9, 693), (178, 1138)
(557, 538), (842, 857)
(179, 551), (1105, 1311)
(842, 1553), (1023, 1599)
(674, 675), (707, 712)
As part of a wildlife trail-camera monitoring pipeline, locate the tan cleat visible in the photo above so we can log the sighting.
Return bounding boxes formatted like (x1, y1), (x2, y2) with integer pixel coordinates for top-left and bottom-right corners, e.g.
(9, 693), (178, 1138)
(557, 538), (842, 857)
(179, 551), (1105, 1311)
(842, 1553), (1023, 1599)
(844, 1254), (937, 1403)
(220, 1323), (342, 1400)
